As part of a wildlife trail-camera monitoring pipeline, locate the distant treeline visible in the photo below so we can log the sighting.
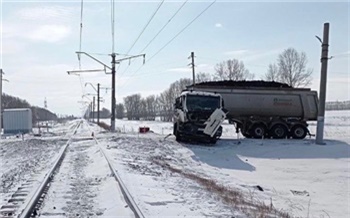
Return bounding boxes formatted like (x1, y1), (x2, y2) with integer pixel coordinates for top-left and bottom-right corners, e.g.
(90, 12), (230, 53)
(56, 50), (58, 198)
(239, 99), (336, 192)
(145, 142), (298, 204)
(1, 93), (58, 123)
(325, 101), (350, 110)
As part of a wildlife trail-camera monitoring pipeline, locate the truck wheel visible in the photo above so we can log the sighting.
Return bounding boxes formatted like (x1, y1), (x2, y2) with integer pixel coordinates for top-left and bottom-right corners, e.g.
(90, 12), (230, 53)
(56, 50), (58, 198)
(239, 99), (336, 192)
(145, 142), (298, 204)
(173, 124), (182, 142)
(270, 124), (287, 139)
(209, 137), (217, 144)
(291, 125), (307, 139)
(250, 124), (267, 139)
(242, 132), (252, 138)
(175, 130), (182, 142)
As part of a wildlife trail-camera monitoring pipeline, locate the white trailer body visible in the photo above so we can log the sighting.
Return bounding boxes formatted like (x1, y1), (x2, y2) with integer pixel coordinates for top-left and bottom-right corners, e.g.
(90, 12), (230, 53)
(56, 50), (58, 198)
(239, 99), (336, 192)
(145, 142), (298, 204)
(3, 108), (32, 134)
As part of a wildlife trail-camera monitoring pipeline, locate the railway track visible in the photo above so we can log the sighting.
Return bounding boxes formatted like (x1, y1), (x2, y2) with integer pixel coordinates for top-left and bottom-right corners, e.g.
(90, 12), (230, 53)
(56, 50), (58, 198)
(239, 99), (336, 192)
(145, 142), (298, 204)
(0, 120), (144, 218)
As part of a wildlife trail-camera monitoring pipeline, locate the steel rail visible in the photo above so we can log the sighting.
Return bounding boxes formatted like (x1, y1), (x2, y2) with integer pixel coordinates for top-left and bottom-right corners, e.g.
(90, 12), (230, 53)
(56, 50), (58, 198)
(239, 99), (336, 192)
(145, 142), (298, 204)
(86, 120), (145, 218)
(17, 120), (82, 218)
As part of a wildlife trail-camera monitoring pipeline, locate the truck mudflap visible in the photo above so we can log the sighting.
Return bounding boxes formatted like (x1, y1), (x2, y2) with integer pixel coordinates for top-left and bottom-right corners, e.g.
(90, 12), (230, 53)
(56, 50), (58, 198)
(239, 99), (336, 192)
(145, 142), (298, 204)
(203, 108), (226, 137)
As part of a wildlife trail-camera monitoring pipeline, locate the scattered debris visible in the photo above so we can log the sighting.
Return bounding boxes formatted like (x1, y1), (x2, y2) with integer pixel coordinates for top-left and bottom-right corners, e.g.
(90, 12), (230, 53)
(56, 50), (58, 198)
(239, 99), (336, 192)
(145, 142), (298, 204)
(139, 126), (150, 133)
(290, 190), (309, 196)
(255, 185), (264, 192)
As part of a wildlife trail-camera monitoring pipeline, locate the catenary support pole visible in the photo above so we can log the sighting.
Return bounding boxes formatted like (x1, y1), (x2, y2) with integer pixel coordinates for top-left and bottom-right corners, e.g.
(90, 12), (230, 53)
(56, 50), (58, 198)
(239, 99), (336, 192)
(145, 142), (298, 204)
(97, 83), (100, 124)
(111, 53), (116, 131)
(316, 23), (330, 145)
(0, 69), (2, 139)
(92, 96), (95, 122)
(191, 52), (195, 85)
(73, 52), (144, 131)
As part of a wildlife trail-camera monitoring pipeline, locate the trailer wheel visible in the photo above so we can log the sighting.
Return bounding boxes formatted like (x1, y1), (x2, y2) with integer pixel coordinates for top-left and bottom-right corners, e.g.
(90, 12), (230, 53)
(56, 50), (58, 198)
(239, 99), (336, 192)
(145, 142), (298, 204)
(250, 124), (267, 139)
(291, 125), (307, 139)
(270, 124), (288, 139)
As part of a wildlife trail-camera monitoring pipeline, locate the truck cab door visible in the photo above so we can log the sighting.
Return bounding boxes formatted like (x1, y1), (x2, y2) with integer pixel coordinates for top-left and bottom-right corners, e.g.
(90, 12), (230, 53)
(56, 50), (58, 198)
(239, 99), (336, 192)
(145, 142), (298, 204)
(203, 108), (226, 137)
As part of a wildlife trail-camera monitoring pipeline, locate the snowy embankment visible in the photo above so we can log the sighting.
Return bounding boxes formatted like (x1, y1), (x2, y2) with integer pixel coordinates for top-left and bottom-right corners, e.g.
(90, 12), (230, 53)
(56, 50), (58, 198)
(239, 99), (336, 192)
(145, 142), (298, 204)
(99, 110), (349, 217)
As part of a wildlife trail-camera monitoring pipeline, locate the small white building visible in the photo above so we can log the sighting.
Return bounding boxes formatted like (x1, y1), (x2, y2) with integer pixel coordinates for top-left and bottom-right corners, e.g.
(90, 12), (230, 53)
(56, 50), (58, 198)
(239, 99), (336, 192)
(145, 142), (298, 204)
(3, 108), (32, 134)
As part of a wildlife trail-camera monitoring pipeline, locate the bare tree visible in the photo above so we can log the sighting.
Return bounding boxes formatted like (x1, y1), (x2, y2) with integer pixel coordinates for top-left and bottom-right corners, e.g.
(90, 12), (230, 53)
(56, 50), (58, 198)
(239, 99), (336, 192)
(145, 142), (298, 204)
(214, 59), (254, 81)
(139, 99), (147, 119)
(123, 94), (142, 120)
(277, 48), (313, 87)
(145, 95), (157, 120)
(196, 72), (212, 83)
(158, 89), (173, 122)
(116, 103), (124, 119)
(264, 63), (280, 81)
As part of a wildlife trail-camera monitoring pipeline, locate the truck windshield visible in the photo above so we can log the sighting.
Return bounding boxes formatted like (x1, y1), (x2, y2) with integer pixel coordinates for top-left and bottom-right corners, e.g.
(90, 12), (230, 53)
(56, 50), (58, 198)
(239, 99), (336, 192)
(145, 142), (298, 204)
(186, 95), (220, 111)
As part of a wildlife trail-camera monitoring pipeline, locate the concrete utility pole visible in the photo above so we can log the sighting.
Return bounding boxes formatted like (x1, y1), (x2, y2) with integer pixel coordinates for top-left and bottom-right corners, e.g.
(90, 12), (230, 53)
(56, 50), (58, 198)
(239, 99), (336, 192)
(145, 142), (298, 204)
(97, 83), (100, 124)
(111, 54), (116, 131)
(189, 52), (196, 85)
(316, 22), (330, 145)
(92, 96), (95, 122)
(110, 53), (145, 131)
(0, 69), (3, 138)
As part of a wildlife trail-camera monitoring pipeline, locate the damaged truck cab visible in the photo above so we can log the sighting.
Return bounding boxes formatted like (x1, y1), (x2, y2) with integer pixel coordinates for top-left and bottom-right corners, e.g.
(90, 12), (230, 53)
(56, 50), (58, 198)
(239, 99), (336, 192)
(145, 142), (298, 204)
(173, 91), (226, 143)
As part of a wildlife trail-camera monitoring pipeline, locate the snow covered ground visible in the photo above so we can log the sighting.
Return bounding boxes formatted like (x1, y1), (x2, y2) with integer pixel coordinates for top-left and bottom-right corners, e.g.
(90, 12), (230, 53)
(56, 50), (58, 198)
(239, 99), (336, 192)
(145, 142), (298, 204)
(98, 110), (349, 217)
(0, 110), (349, 217)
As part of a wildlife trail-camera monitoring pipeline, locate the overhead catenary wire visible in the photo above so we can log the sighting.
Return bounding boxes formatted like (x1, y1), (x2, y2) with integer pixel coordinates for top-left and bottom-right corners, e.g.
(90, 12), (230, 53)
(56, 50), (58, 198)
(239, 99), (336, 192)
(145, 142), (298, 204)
(125, 0), (164, 55)
(78, 0), (84, 69)
(119, 0), (217, 90)
(117, 0), (165, 76)
(118, 0), (188, 78)
(111, 0), (115, 53)
(77, 0), (85, 96)
(148, 0), (216, 63)
(140, 0), (188, 53)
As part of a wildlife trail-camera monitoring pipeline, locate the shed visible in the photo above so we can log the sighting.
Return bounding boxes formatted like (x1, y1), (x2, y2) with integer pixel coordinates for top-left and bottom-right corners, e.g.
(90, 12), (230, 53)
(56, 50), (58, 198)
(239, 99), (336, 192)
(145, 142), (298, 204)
(3, 108), (32, 134)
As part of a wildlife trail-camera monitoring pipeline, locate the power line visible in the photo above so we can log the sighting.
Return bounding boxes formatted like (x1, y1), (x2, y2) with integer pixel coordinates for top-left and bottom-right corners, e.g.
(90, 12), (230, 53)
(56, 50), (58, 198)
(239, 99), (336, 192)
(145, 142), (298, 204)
(111, 0), (115, 53)
(117, 0), (164, 76)
(78, 0), (84, 69)
(148, 0), (216, 63)
(119, 0), (217, 89)
(140, 0), (188, 53)
(118, 0), (188, 78)
(78, 0), (85, 96)
(125, 0), (164, 55)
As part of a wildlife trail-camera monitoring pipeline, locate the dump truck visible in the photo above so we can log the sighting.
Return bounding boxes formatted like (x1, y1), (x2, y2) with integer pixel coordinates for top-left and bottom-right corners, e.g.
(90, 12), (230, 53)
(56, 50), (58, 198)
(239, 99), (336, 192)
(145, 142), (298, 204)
(173, 90), (227, 143)
(185, 80), (318, 139)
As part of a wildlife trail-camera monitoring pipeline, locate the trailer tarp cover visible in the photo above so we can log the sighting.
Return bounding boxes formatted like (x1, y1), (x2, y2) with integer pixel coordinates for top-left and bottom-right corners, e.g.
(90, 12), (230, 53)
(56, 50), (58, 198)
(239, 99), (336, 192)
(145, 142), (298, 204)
(189, 80), (293, 88)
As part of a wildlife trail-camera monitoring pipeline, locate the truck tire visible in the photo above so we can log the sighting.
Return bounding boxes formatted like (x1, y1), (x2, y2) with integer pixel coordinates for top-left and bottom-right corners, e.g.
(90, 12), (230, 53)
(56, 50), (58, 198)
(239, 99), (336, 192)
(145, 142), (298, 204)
(174, 124), (182, 142)
(209, 137), (217, 144)
(242, 131), (252, 138)
(291, 125), (307, 139)
(250, 124), (267, 139)
(270, 124), (288, 139)
(175, 133), (182, 142)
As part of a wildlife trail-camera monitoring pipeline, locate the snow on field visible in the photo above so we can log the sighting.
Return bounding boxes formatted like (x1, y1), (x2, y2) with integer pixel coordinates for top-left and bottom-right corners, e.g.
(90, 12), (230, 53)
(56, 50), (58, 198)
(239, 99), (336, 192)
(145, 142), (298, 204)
(0, 111), (348, 217)
(99, 110), (350, 217)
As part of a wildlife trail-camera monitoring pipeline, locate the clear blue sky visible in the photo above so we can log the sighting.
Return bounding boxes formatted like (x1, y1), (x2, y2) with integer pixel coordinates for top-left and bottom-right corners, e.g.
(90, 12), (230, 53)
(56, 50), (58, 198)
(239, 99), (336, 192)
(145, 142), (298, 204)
(1, 0), (349, 116)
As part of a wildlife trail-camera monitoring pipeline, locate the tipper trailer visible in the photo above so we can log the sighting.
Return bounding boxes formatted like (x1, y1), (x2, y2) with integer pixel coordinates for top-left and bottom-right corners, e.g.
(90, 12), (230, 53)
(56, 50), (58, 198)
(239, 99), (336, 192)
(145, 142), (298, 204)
(186, 81), (318, 139)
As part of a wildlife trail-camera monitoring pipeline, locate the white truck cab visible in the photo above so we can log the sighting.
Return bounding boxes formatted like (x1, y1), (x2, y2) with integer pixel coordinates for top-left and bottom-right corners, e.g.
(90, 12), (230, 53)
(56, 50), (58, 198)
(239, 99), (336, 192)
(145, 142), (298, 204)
(173, 91), (226, 143)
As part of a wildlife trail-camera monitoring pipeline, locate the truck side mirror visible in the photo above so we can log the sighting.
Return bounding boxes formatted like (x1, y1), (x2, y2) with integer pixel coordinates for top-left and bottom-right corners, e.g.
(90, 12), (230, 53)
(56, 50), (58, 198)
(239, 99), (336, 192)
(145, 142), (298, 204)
(175, 98), (181, 109)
